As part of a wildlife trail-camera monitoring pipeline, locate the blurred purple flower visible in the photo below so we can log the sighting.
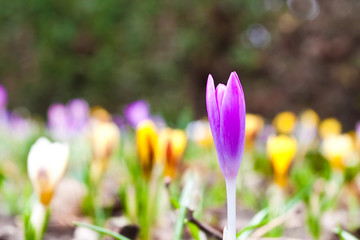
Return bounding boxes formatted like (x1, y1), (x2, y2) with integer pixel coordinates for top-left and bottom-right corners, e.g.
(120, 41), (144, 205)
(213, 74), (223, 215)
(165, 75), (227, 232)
(48, 103), (70, 140)
(48, 99), (90, 140)
(124, 100), (150, 127)
(68, 98), (89, 132)
(206, 72), (246, 180)
(356, 121), (360, 141)
(0, 85), (7, 109)
(9, 112), (31, 139)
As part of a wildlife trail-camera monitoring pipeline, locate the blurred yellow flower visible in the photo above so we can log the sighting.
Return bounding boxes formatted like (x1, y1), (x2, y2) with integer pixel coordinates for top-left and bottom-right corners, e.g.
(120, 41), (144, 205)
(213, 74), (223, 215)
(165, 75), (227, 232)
(90, 118), (120, 183)
(322, 134), (354, 170)
(319, 118), (342, 139)
(90, 106), (112, 122)
(158, 128), (187, 180)
(300, 109), (319, 127)
(267, 135), (297, 187)
(186, 120), (213, 148)
(273, 111), (297, 134)
(27, 137), (69, 206)
(136, 120), (159, 178)
(245, 114), (264, 149)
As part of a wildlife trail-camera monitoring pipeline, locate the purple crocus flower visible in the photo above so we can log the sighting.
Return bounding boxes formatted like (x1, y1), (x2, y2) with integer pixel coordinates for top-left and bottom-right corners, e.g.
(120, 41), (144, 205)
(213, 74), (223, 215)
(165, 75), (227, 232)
(67, 98), (89, 133)
(48, 103), (70, 141)
(356, 121), (360, 141)
(0, 85), (7, 109)
(9, 112), (31, 140)
(206, 71), (246, 240)
(206, 72), (246, 180)
(0, 85), (8, 127)
(124, 100), (150, 128)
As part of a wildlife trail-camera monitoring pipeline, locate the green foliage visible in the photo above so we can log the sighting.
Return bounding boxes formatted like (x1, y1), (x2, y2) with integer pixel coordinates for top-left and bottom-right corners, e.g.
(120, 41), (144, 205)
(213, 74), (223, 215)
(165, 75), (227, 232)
(0, 0), (276, 122)
(174, 176), (194, 240)
(23, 198), (50, 240)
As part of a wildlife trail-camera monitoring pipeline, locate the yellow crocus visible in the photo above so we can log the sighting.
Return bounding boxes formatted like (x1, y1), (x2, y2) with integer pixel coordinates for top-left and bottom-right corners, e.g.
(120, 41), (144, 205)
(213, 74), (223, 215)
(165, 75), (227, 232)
(245, 113), (264, 149)
(136, 120), (159, 178)
(273, 111), (297, 134)
(319, 118), (342, 139)
(300, 109), (319, 127)
(90, 106), (112, 122)
(158, 128), (187, 180)
(322, 134), (354, 170)
(267, 135), (297, 187)
(89, 111), (120, 183)
(186, 120), (213, 148)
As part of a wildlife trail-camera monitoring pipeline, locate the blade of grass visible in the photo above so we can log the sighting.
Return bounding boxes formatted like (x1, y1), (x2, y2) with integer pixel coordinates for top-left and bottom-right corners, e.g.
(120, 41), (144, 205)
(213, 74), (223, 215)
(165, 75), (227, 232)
(334, 226), (359, 240)
(174, 176), (194, 240)
(73, 221), (131, 240)
(237, 209), (268, 240)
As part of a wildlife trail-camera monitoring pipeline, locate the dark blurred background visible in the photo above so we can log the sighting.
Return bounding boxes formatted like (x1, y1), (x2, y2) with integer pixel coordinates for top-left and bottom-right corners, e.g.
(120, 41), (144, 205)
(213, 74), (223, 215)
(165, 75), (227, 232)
(1, 0), (360, 127)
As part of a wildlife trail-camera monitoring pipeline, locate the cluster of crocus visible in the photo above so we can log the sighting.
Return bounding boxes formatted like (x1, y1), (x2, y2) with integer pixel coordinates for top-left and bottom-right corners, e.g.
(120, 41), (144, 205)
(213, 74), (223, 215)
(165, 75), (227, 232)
(136, 119), (187, 182)
(26, 137), (69, 240)
(206, 72), (245, 240)
(47, 99), (89, 141)
(247, 107), (360, 189)
(126, 118), (187, 240)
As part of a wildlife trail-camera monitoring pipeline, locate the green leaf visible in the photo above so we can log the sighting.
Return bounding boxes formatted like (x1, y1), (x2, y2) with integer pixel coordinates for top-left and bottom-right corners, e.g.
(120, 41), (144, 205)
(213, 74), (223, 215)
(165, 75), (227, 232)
(170, 196), (181, 210)
(236, 217), (267, 237)
(73, 222), (131, 240)
(334, 227), (360, 240)
(236, 209), (268, 240)
(174, 176), (194, 240)
(187, 222), (201, 240)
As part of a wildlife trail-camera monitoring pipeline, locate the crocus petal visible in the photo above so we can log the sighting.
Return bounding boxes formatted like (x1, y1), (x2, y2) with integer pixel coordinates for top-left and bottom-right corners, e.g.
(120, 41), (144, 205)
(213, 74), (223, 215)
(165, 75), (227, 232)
(28, 137), (52, 182)
(206, 75), (220, 142)
(46, 142), (69, 186)
(216, 84), (226, 112)
(219, 72), (246, 179)
(0, 85), (7, 109)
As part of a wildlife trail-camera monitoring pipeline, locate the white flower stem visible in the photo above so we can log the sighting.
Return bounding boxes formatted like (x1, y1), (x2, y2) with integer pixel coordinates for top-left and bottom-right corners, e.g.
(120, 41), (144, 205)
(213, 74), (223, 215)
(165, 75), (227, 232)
(225, 177), (236, 240)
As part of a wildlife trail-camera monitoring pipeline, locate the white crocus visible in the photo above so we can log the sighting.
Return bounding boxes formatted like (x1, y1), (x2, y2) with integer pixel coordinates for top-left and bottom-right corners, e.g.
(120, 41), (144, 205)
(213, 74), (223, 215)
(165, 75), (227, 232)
(28, 137), (69, 206)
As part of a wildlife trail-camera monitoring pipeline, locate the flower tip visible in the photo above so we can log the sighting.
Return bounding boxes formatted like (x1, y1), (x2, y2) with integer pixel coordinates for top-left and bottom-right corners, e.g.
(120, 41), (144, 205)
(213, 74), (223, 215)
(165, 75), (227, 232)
(228, 71), (241, 85)
(207, 74), (214, 84)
